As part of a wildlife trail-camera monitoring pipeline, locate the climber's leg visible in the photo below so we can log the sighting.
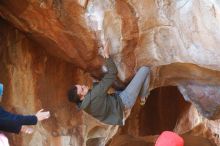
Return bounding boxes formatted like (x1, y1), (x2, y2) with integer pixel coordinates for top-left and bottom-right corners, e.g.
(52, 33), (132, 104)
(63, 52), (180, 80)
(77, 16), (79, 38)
(119, 66), (150, 109)
(139, 74), (150, 105)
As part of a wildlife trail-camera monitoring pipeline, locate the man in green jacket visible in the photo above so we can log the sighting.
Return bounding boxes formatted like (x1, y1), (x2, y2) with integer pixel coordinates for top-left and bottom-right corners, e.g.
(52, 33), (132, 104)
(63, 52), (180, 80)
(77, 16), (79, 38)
(68, 42), (150, 125)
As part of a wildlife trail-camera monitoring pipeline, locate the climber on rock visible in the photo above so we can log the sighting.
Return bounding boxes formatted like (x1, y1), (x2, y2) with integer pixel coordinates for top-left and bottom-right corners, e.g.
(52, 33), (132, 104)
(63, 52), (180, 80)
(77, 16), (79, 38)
(67, 40), (150, 125)
(0, 83), (50, 134)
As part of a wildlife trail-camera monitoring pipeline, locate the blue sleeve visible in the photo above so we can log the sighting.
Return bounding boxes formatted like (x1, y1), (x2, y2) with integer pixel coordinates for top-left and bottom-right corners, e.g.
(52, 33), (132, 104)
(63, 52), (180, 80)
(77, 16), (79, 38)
(0, 107), (37, 133)
(0, 119), (22, 134)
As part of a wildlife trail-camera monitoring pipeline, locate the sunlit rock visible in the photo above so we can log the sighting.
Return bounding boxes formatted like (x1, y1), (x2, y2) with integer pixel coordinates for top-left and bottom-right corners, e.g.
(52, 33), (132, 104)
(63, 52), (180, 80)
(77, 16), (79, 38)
(0, 0), (220, 146)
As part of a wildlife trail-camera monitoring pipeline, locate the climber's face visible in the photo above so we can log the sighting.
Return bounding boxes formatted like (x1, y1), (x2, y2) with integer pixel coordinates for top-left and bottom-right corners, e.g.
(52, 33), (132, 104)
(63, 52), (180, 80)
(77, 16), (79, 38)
(75, 85), (89, 100)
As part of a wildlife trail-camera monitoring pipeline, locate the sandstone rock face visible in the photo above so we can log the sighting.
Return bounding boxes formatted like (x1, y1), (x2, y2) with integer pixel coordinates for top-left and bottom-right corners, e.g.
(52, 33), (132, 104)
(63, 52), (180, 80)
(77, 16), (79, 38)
(109, 87), (218, 146)
(0, 0), (220, 146)
(0, 20), (84, 146)
(0, 0), (103, 75)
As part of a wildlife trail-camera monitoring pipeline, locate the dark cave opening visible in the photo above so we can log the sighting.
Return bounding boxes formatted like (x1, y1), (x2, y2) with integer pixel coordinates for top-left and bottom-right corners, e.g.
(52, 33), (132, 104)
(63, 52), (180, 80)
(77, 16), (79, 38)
(106, 86), (192, 146)
(139, 86), (191, 136)
(118, 86), (191, 137)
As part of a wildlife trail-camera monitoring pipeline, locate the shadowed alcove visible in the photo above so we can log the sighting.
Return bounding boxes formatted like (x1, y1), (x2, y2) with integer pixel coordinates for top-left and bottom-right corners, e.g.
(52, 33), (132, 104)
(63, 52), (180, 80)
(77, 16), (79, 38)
(107, 86), (191, 146)
(139, 86), (191, 136)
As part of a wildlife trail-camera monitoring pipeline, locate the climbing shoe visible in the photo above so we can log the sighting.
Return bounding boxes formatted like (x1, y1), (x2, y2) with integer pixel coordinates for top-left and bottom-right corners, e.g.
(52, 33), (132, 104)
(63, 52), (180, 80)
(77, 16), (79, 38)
(140, 97), (146, 106)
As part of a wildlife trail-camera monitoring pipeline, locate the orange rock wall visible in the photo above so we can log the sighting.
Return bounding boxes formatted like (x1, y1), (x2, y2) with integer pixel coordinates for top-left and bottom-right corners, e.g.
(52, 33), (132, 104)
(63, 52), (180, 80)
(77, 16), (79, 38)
(1, 0), (220, 146)
(0, 20), (86, 146)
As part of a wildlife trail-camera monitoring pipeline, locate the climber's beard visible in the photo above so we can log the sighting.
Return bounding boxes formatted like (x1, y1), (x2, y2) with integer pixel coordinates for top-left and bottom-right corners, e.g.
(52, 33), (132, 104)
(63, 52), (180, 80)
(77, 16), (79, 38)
(0, 95), (2, 102)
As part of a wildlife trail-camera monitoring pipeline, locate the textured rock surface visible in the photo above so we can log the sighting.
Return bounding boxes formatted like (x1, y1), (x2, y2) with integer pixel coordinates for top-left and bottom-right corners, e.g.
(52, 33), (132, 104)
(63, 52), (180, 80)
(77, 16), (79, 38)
(0, 20), (84, 146)
(0, 0), (220, 146)
(0, 0), (103, 75)
(108, 87), (218, 146)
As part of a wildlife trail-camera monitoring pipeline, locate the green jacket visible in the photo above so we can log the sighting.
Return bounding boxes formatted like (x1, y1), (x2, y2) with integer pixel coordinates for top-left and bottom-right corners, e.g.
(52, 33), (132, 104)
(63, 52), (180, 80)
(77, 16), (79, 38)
(79, 57), (124, 125)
